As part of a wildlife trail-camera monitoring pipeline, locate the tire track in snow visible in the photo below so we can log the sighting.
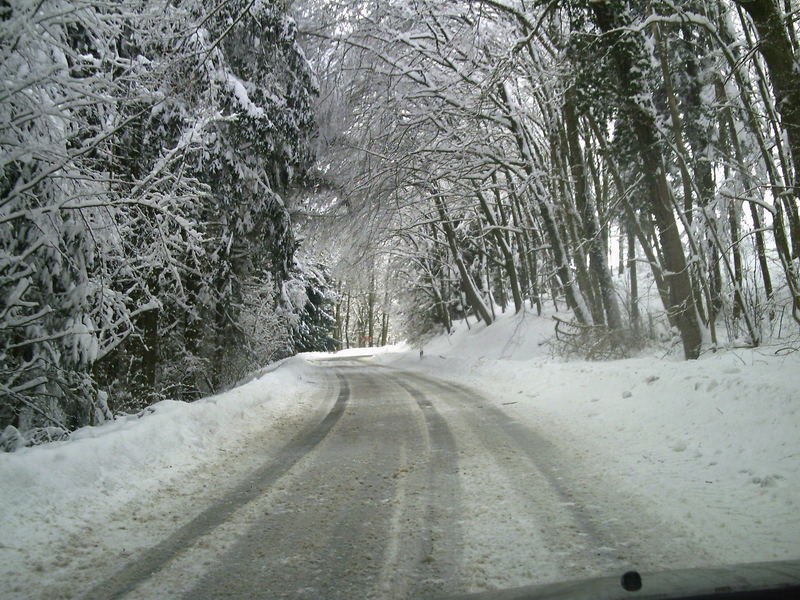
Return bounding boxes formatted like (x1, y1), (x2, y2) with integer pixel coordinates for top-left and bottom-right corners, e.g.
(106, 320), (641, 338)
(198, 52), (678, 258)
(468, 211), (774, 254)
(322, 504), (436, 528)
(399, 369), (712, 583)
(395, 378), (464, 598)
(178, 366), (418, 599)
(176, 365), (462, 600)
(426, 375), (612, 542)
(396, 371), (615, 588)
(81, 372), (351, 600)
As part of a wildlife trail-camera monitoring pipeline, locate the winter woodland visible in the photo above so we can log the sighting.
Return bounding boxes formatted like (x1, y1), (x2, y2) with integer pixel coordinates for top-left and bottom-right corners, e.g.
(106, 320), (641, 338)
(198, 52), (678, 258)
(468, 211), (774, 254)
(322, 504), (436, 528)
(2, 0), (800, 448)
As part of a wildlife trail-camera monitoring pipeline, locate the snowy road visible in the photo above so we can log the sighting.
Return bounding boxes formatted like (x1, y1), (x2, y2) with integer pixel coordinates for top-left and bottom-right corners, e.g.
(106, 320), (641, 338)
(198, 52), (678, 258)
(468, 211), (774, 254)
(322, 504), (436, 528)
(81, 358), (709, 599)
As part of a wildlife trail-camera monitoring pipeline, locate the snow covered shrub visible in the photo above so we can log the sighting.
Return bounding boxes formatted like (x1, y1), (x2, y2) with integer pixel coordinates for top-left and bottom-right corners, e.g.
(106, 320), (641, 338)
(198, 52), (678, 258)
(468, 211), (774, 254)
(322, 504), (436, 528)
(0, 425), (25, 453)
(552, 317), (645, 361)
(0, 0), (139, 438)
(0, 424), (69, 452)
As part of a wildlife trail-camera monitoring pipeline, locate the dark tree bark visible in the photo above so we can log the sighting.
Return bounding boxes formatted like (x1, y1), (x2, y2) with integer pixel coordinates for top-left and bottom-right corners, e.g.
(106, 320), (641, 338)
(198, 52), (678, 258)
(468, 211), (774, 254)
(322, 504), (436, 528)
(506, 170), (543, 314)
(564, 86), (624, 330)
(627, 221), (640, 332)
(433, 193), (494, 325)
(716, 76), (776, 302)
(736, 0), (800, 256)
(476, 186), (523, 313)
(553, 124), (604, 324)
(496, 83), (591, 323)
(344, 292), (351, 349)
(380, 312), (389, 346)
(586, 114), (677, 330)
(591, 2), (703, 359)
(367, 272), (376, 347)
(139, 307), (159, 389)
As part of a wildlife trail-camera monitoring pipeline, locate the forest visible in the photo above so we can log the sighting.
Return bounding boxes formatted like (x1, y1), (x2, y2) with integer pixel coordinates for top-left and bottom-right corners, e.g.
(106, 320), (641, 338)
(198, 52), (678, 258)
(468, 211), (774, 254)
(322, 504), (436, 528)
(2, 0), (800, 447)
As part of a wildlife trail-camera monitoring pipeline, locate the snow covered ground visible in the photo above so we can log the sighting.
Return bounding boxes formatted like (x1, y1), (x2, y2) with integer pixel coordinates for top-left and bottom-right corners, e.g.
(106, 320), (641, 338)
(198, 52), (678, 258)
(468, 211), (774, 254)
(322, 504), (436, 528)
(379, 307), (800, 567)
(1, 309), (798, 598)
(0, 357), (332, 599)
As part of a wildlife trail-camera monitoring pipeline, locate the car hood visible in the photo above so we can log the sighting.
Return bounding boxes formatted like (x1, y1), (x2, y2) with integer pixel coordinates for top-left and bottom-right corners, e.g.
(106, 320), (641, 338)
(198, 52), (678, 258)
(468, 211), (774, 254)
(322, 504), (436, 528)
(435, 558), (800, 600)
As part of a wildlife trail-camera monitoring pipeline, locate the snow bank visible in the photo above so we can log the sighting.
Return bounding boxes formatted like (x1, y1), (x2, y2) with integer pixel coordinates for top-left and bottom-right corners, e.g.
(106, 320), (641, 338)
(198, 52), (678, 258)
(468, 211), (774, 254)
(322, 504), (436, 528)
(0, 356), (324, 585)
(379, 308), (800, 565)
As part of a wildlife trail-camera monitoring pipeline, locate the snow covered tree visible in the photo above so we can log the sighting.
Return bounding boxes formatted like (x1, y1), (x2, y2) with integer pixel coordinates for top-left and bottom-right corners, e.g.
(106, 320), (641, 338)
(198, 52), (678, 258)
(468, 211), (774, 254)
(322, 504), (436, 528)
(288, 263), (337, 353)
(1, 0), (320, 445)
(297, 0), (800, 358)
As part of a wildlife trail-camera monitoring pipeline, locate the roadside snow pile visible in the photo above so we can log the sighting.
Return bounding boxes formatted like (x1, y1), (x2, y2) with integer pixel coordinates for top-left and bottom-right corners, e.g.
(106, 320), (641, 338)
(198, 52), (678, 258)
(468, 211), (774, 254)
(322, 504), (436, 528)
(0, 356), (322, 573)
(382, 309), (800, 565)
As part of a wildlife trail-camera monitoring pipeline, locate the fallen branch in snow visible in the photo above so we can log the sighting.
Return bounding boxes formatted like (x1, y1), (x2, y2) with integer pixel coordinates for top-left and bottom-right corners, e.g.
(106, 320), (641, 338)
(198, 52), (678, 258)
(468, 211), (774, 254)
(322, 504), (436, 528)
(551, 316), (642, 361)
(774, 346), (799, 356)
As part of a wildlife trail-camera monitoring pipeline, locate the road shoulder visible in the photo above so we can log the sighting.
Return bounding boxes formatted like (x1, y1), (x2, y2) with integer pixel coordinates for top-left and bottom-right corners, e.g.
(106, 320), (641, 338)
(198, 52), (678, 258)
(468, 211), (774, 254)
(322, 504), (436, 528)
(0, 357), (332, 600)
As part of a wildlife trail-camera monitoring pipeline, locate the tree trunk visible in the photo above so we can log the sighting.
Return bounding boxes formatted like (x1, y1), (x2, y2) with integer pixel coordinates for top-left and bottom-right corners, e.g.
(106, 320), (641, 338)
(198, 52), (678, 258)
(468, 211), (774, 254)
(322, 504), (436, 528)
(716, 76), (775, 302)
(139, 306), (159, 390)
(433, 193), (494, 325)
(496, 83), (591, 323)
(564, 86), (624, 330)
(367, 273), (375, 347)
(586, 113), (677, 331)
(591, 3), (703, 359)
(728, 197), (744, 319)
(553, 125), (604, 324)
(721, 11), (800, 311)
(655, 23), (721, 321)
(736, 0), (800, 257)
(505, 169), (543, 313)
(627, 221), (640, 332)
(476, 186), (523, 313)
(380, 312), (389, 346)
(344, 292), (351, 349)
(333, 291), (343, 351)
